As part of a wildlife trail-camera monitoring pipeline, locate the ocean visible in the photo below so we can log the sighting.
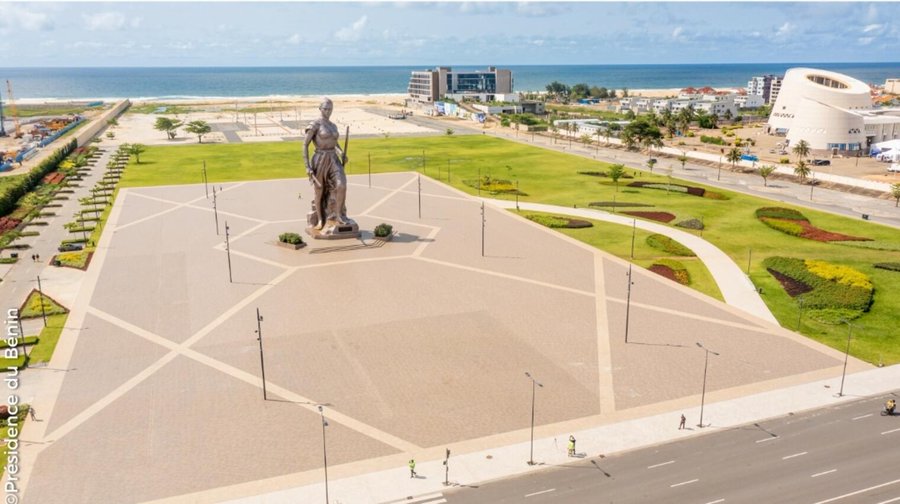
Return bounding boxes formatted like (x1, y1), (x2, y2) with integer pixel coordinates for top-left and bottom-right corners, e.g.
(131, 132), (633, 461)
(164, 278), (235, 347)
(2, 63), (899, 101)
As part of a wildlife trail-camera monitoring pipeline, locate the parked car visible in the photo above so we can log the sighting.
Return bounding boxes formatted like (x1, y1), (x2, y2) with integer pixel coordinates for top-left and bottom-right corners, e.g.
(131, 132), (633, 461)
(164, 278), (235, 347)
(888, 163), (900, 173)
(58, 243), (84, 252)
(812, 159), (831, 166)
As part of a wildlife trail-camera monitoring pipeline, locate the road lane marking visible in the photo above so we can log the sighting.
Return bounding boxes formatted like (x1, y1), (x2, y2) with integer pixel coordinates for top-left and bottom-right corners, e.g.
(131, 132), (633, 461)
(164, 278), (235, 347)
(812, 469), (837, 478)
(756, 436), (779, 443)
(525, 489), (556, 498)
(881, 428), (900, 435)
(648, 460), (675, 469)
(782, 451), (808, 460)
(706, 499), (725, 504)
(852, 413), (873, 420)
(875, 497), (900, 504)
(812, 477), (900, 503)
(670, 479), (699, 488)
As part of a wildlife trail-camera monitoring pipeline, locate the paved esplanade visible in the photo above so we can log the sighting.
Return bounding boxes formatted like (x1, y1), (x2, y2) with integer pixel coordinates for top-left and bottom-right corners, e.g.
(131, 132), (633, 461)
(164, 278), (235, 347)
(20, 173), (865, 503)
(486, 199), (777, 324)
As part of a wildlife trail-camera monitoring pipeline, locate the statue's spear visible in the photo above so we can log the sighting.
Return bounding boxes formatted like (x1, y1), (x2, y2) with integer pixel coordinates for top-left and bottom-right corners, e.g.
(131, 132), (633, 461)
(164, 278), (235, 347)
(341, 126), (350, 166)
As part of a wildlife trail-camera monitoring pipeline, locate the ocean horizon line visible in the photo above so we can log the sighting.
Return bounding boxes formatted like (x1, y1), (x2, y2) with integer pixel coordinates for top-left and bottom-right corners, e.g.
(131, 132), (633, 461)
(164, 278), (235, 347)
(3, 61), (900, 71)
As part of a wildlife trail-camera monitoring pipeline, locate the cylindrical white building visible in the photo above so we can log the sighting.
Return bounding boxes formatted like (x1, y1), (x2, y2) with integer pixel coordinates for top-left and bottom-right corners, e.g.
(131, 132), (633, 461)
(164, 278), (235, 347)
(767, 68), (872, 152)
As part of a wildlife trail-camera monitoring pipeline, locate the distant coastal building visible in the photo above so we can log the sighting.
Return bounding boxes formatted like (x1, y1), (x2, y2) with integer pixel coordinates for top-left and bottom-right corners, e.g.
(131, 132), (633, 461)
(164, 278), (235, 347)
(767, 67), (900, 153)
(734, 94), (765, 109)
(886, 78), (900, 95)
(407, 66), (514, 103)
(747, 75), (783, 104)
(620, 91), (739, 117)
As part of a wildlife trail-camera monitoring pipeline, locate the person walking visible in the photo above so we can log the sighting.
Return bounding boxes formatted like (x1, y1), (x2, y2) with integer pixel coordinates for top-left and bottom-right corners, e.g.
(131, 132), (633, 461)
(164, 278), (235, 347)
(679, 414), (687, 430)
(28, 406), (36, 421)
(567, 435), (576, 457)
(408, 459), (416, 478)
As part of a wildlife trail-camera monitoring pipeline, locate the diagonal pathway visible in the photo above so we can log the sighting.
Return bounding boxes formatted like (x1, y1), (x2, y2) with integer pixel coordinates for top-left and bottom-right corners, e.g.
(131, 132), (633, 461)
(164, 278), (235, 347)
(486, 199), (778, 324)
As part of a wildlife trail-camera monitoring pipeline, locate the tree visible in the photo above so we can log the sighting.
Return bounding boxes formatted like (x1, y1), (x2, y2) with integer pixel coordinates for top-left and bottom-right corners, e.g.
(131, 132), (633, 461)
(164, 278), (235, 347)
(545, 81), (570, 102)
(549, 123), (559, 143)
(580, 133), (593, 148)
(677, 154), (688, 171)
(892, 183), (900, 207)
(127, 143), (146, 164)
(107, 118), (118, 127)
(792, 139), (810, 161)
(446, 128), (454, 136)
(622, 88), (629, 98)
(794, 159), (811, 183)
(571, 83), (591, 99)
(727, 147), (743, 170)
(758, 165), (776, 187)
(608, 89), (617, 99)
(185, 120), (212, 143)
(608, 164), (626, 192)
(590, 86), (608, 99)
(105, 131), (115, 139)
(723, 109), (733, 122)
(621, 116), (662, 153)
(646, 158), (657, 172)
(154, 117), (183, 140)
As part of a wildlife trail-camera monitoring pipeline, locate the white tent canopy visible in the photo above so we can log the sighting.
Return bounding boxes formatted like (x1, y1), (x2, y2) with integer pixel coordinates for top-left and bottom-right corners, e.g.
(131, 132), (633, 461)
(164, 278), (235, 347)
(872, 139), (900, 151)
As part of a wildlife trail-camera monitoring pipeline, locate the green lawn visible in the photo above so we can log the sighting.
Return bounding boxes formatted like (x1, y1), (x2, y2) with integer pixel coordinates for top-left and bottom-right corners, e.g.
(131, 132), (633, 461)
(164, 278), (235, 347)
(12, 104), (90, 118)
(122, 136), (900, 364)
(28, 314), (68, 364)
(520, 210), (723, 301)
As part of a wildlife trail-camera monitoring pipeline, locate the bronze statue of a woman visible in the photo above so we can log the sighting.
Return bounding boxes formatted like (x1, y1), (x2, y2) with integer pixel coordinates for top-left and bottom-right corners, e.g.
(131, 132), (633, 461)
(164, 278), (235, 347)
(303, 97), (359, 239)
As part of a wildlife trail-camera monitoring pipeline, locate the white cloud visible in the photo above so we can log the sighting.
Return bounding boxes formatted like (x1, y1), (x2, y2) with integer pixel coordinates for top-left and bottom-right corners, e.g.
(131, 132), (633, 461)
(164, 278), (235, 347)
(776, 22), (794, 37)
(0, 4), (53, 31)
(857, 36), (874, 46)
(167, 41), (195, 51)
(532, 39), (544, 46)
(672, 26), (684, 39)
(40, 40), (56, 48)
(335, 15), (367, 42)
(862, 23), (883, 33)
(515, 2), (569, 17)
(287, 33), (301, 45)
(83, 12), (127, 31)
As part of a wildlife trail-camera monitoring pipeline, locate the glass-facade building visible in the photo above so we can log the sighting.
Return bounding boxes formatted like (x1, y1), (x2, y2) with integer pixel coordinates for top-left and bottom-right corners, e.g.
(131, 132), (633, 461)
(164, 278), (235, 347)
(407, 67), (513, 103)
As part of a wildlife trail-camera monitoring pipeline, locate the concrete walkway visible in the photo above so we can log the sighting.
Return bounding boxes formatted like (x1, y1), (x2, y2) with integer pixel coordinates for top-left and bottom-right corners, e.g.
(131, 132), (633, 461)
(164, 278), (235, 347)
(486, 199), (778, 325)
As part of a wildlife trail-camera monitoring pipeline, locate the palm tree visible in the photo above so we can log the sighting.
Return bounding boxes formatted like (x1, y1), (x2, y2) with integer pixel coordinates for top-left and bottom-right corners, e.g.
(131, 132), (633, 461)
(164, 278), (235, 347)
(595, 127), (603, 154)
(792, 139), (810, 162)
(794, 159), (811, 183)
(726, 147), (742, 171)
(677, 154), (688, 171)
(892, 183), (900, 207)
(758, 165), (776, 187)
(127, 143), (146, 164)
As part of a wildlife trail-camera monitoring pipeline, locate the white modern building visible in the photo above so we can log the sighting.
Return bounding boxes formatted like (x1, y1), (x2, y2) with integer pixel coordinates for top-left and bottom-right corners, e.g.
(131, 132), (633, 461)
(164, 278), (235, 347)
(735, 94), (765, 109)
(886, 78), (900, 95)
(767, 67), (900, 153)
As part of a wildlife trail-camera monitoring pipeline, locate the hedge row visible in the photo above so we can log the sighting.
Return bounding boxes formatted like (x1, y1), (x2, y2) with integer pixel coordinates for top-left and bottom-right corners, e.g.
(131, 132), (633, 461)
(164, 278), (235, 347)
(759, 217), (804, 237)
(874, 263), (900, 272)
(646, 234), (695, 256)
(0, 139), (77, 218)
(763, 256), (873, 315)
(675, 218), (704, 230)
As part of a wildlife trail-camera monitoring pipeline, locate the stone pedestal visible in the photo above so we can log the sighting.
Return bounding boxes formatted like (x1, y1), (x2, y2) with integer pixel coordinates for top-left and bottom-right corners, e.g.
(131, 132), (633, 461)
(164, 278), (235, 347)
(306, 211), (361, 240)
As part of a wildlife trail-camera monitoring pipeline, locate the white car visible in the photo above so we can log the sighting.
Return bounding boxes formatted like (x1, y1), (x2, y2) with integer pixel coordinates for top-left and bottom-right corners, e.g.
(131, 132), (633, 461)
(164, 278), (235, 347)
(889, 163), (900, 173)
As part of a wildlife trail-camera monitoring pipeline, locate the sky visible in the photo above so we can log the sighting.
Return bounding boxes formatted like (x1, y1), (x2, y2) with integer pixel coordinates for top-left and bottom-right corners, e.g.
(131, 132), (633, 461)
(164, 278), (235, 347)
(0, 2), (898, 67)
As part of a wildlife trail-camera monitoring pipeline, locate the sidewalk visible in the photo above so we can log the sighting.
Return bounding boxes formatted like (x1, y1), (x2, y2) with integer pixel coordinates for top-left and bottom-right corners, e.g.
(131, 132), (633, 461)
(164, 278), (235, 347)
(486, 199), (777, 324)
(223, 364), (900, 504)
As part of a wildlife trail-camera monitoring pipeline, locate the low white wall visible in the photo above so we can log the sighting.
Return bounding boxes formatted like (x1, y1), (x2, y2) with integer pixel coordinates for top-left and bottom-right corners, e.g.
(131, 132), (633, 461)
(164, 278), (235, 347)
(74, 100), (131, 147)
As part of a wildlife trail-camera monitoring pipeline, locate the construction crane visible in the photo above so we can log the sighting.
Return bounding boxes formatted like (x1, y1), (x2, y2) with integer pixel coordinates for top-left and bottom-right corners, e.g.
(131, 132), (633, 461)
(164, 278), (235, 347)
(6, 80), (22, 139)
(0, 89), (6, 137)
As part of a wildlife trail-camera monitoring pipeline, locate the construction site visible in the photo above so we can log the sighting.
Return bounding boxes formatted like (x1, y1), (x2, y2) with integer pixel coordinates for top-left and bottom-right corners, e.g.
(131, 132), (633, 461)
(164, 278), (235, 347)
(1, 80), (107, 173)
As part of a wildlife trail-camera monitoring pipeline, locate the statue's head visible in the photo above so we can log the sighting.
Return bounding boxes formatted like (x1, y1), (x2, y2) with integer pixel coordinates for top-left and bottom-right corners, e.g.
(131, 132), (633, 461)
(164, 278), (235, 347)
(319, 98), (333, 119)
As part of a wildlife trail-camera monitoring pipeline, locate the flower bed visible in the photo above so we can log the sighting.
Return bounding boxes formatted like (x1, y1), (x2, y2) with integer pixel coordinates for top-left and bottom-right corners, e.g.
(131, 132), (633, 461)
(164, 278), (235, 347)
(621, 211), (676, 223)
(756, 207), (870, 242)
(649, 259), (690, 285)
(646, 234), (695, 256)
(53, 251), (92, 270)
(874, 263), (900, 272)
(526, 214), (593, 229)
(42, 172), (66, 185)
(629, 181), (703, 196)
(0, 217), (21, 234)
(19, 289), (69, 319)
(763, 256), (873, 322)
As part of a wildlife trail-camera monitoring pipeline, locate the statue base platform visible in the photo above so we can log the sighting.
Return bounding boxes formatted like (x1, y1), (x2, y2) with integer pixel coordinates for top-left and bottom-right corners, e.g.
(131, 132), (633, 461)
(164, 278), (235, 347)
(306, 213), (361, 240)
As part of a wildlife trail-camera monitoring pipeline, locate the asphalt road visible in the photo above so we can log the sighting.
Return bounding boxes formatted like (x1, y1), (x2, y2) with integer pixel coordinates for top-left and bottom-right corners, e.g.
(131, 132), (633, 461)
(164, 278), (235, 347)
(444, 391), (900, 504)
